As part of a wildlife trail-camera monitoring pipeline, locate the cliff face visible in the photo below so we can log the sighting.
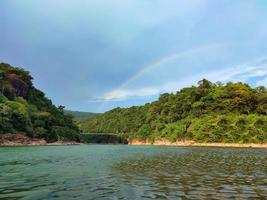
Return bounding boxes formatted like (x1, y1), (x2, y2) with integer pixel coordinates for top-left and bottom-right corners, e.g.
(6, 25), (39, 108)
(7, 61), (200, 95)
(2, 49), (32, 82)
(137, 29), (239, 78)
(6, 74), (29, 98)
(0, 63), (80, 142)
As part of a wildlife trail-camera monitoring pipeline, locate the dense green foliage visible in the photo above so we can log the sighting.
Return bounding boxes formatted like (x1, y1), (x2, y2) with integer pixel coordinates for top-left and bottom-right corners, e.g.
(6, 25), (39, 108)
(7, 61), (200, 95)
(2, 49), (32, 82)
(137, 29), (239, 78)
(81, 79), (267, 143)
(0, 63), (80, 142)
(64, 110), (100, 122)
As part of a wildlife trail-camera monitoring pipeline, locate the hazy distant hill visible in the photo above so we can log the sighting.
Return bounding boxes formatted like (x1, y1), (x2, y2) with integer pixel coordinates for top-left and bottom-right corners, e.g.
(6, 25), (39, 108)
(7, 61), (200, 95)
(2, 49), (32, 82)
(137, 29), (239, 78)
(64, 110), (100, 121)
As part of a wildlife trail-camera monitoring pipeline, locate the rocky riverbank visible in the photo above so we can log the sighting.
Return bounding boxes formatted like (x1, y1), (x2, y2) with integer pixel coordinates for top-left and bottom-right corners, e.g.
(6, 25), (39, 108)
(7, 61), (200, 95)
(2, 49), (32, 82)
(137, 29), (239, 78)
(128, 139), (267, 148)
(0, 133), (81, 146)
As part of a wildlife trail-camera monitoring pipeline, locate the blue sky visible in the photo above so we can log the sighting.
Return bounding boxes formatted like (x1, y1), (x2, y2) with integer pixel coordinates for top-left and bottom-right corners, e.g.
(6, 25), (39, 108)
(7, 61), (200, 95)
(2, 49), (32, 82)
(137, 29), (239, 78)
(1, 0), (267, 112)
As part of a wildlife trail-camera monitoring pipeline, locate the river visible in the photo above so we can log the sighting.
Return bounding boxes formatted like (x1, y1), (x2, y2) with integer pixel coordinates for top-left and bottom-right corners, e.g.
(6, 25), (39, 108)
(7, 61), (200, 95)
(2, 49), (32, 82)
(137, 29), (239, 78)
(0, 145), (266, 199)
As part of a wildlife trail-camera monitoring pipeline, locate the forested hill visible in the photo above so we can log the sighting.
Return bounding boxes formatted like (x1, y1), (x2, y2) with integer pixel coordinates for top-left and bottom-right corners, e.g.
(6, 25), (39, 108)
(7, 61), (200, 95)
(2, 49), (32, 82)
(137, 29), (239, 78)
(0, 63), (80, 142)
(80, 79), (267, 143)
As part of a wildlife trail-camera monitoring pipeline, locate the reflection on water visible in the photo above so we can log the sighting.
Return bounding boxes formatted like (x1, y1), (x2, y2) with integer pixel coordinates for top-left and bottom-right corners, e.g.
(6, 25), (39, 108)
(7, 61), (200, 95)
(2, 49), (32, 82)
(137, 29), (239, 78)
(0, 145), (266, 199)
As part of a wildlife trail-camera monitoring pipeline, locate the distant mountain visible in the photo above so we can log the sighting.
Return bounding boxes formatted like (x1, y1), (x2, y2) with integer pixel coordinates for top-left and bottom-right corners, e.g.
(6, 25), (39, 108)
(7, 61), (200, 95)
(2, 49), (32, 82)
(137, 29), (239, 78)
(64, 110), (100, 121)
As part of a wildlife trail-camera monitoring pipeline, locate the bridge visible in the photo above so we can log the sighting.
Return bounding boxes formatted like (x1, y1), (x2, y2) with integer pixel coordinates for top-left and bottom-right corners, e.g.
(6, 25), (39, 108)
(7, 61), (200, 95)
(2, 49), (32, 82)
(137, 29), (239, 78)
(80, 133), (128, 144)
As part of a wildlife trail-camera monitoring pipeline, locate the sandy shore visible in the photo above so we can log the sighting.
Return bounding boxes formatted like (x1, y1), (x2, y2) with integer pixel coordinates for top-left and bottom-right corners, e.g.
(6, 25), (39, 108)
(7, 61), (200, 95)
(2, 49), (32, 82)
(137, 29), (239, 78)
(128, 139), (267, 148)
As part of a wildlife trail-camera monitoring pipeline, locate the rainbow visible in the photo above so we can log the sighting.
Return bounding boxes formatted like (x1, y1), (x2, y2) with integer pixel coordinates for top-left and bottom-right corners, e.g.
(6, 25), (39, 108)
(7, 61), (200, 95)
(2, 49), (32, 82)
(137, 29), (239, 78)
(97, 43), (222, 111)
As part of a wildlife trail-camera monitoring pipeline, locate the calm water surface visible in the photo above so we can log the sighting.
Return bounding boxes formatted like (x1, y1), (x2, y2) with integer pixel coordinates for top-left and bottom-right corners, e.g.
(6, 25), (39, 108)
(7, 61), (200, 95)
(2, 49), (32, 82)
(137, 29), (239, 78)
(0, 145), (266, 199)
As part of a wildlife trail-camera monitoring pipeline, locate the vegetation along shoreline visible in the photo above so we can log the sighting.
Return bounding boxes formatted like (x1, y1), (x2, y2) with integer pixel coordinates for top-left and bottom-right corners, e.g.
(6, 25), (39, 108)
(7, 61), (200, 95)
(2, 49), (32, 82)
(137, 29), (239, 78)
(1, 63), (267, 146)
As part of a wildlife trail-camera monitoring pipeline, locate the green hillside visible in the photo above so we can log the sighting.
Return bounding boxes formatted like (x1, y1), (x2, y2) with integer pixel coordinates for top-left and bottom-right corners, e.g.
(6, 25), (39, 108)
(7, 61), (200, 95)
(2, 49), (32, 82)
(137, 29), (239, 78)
(64, 110), (100, 122)
(80, 79), (267, 144)
(0, 63), (80, 142)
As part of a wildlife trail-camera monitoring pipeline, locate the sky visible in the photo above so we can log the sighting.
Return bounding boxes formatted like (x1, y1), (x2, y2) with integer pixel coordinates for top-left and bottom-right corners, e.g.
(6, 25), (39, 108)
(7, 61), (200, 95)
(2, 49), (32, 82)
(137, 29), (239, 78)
(1, 0), (267, 112)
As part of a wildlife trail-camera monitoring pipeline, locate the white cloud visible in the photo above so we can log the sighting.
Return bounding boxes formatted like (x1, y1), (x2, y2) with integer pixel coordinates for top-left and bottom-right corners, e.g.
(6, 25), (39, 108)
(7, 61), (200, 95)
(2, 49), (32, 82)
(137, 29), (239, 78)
(87, 97), (120, 102)
(102, 57), (267, 101)
(105, 88), (160, 100)
(159, 57), (267, 93)
(256, 77), (267, 87)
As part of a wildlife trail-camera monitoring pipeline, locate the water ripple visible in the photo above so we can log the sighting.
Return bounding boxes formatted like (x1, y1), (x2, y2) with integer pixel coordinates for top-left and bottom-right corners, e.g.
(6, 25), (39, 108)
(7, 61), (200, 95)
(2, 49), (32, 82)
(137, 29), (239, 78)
(112, 148), (267, 199)
(0, 146), (266, 199)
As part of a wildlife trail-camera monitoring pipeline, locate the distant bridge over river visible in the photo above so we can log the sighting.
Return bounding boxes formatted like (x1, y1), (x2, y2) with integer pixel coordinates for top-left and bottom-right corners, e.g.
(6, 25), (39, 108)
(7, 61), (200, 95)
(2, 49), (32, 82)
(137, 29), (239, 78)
(80, 133), (128, 144)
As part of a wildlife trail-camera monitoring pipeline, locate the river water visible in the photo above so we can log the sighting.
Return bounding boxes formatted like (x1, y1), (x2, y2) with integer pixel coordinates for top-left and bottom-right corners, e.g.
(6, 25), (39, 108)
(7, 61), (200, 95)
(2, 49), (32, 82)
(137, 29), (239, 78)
(0, 145), (266, 199)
